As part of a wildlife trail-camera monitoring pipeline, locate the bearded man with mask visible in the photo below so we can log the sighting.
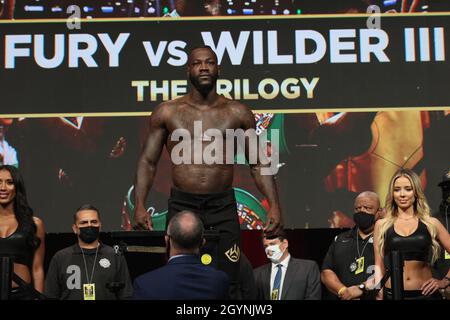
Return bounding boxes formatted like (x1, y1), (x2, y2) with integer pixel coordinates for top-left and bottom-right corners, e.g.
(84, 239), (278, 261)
(45, 204), (133, 300)
(321, 191), (381, 300)
(254, 229), (321, 300)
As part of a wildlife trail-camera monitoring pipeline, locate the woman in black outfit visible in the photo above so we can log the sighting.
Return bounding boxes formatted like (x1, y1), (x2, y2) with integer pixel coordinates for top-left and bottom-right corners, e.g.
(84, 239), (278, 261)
(0, 165), (45, 299)
(373, 168), (450, 300)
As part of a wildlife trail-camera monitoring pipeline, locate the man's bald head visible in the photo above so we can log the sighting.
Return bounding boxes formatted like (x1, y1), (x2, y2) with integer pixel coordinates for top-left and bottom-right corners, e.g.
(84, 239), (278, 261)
(188, 46), (218, 64)
(354, 191), (381, 215)
(167, 210), (204, 251)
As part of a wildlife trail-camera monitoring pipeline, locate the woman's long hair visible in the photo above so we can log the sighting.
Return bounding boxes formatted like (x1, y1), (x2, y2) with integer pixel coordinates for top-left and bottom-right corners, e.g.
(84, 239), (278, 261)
(0, 165), (40, 250)
(377, 168), (440, 263)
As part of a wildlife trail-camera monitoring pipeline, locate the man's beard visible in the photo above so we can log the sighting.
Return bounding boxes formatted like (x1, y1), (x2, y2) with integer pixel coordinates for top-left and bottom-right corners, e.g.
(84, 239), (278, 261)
(189, 73), (218, 96)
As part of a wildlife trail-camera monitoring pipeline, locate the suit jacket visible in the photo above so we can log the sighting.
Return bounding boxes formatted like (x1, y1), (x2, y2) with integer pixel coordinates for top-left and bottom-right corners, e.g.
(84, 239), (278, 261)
(133, 255), (230, 300)
(254, 257), (321, 300)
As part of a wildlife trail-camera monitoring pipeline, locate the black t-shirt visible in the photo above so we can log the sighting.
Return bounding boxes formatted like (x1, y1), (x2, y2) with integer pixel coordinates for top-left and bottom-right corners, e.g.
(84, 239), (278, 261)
(45, 243), (133, 300)
(432, 213), (450, 279)
(322, 228), (375, 298)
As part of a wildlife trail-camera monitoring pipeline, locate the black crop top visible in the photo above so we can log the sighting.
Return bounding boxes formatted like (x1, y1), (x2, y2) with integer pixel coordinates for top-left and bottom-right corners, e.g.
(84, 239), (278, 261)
(385, 220), (431, 262)
(0, 224), (34, 268)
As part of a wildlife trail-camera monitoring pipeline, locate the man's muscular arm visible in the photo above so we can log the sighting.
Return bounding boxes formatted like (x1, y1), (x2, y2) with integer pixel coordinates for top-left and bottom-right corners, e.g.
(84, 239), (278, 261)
(238, 103), (283, 235)
(134, 103), (168, 230)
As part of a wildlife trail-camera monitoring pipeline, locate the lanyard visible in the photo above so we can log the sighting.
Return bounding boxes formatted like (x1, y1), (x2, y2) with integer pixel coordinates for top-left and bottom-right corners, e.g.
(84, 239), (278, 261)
(356, 229), (371, 258)
(80, 244), (99, 284)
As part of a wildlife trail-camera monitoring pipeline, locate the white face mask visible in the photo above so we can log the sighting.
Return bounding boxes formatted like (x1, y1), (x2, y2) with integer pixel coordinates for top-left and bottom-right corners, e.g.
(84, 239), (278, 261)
(265, 244), (284, 264)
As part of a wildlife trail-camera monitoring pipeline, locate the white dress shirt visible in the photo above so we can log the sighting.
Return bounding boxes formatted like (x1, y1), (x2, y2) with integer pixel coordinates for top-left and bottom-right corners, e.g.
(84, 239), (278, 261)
(269, 254), (290, 300)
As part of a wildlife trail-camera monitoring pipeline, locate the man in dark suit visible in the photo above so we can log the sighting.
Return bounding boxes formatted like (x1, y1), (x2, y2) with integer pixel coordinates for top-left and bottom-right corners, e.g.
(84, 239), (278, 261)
(132, 210), (230, 300)
(254, 230), (321, 300)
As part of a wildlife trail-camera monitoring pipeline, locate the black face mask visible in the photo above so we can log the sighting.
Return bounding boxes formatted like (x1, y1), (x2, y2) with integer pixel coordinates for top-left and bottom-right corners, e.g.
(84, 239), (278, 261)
(353, 212), (375, 231)
(78, 226), (100, 244)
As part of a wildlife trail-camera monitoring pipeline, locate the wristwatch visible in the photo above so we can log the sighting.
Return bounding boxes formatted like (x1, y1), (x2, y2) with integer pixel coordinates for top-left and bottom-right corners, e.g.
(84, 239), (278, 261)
(358, 283), (366, 291)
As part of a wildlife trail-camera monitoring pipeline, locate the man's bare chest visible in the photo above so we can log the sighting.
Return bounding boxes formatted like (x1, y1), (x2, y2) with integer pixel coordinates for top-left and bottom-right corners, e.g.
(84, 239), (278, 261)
(167, 108), (240, 134)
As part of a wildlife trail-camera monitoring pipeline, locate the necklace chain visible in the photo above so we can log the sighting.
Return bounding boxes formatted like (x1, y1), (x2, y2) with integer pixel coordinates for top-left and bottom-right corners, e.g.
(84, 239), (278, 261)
(397, 216), (415, 221)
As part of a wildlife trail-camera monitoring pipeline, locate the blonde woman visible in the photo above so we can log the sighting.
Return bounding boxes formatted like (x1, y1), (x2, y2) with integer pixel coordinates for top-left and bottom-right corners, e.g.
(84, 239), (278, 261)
(373, 169), (450, 300)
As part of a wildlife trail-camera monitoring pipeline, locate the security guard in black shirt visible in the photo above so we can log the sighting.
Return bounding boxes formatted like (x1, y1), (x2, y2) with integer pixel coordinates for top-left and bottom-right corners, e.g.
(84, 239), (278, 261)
(321, 191), (382, 300)
(432, 171), (450, 299)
